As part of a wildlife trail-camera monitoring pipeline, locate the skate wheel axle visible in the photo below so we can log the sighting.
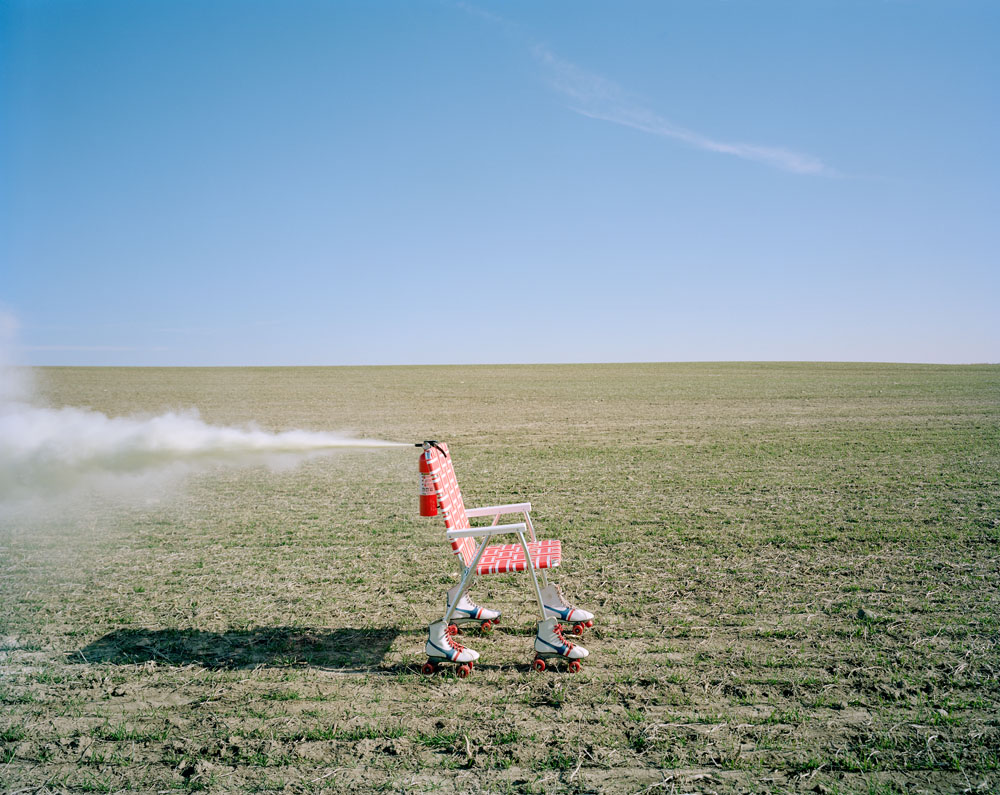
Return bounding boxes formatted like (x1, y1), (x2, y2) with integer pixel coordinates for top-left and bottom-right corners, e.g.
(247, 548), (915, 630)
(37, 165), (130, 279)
(532, 654), (583, 673)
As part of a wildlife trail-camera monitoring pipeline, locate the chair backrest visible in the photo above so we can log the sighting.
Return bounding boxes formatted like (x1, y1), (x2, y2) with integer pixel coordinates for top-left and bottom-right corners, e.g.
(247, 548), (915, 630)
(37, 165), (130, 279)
(422, 443), (475, 567)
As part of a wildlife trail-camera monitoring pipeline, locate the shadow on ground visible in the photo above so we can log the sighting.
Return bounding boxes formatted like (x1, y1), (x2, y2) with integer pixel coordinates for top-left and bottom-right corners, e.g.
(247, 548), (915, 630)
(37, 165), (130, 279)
(76, 627), (401, 670)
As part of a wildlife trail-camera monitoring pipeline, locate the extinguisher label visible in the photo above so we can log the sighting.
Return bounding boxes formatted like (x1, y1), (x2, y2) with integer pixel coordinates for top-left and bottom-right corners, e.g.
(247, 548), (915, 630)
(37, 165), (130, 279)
(419, 473), (436, 496)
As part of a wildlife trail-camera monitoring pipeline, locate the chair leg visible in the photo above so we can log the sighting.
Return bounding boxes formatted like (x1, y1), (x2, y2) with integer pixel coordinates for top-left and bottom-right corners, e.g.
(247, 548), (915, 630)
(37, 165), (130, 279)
(443, 537), (490, 625)
(517, 531), (547, 620)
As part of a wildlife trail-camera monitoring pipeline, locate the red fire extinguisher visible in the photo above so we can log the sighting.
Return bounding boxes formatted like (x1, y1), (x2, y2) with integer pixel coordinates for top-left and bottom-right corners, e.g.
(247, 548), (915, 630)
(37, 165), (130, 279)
(416, 441), (445, 516)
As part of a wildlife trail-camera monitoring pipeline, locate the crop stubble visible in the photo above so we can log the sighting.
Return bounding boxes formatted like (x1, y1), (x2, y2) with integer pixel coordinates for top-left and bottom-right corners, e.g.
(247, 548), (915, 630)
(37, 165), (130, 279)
(1, 363), (998, 793)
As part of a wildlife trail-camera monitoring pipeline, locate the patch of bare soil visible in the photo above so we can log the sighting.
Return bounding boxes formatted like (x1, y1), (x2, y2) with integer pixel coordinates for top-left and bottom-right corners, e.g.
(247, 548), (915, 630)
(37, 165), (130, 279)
(3, 364), (998, 793)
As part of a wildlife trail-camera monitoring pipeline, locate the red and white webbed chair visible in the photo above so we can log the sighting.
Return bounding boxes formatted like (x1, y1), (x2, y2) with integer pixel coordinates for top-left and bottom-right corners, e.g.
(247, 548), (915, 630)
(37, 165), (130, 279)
(417, 441), (594, 675)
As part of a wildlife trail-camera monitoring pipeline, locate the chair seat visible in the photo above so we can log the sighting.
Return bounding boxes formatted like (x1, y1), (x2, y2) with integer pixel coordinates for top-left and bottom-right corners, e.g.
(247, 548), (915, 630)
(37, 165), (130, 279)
(476, 539), (561, 575)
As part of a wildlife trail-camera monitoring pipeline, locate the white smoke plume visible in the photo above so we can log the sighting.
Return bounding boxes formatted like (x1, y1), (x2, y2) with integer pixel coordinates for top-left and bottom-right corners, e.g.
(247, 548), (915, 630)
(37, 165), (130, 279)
(0, 312), (405, 515)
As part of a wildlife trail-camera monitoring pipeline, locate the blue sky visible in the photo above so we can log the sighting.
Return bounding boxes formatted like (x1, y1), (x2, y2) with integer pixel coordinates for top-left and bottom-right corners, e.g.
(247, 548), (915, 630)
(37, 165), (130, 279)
(2, 0), (998, 365)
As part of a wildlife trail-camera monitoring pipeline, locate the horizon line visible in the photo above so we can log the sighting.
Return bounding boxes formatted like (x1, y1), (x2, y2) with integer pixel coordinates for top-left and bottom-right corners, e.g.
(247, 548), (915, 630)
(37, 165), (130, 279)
(17, 359), (998, 369)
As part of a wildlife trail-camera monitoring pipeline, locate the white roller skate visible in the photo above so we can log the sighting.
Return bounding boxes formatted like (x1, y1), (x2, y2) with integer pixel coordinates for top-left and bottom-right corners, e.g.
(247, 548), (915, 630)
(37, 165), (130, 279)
(445, 584), (502, 635)
(540, 583), (595, 637)
(532, 617), (589, 673)
(423, 620), (479, 678)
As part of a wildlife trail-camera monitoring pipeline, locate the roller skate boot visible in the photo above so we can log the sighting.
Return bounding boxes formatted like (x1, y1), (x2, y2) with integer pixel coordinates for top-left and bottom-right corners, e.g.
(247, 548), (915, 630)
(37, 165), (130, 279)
(532, 617), (589, 673)
(423, 620), (479, 678)
(445, 584), (502, 635)
(540, 583), (595, 636)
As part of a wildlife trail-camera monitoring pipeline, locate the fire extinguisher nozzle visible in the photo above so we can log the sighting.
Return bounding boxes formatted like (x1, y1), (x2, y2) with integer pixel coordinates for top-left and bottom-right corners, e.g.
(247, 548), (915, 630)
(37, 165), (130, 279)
(417, 440), (447, 457)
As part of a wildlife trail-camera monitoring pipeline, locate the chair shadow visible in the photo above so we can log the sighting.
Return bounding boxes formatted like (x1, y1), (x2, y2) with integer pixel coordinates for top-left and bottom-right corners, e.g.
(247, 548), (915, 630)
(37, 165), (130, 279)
(75, 627), (404, 671)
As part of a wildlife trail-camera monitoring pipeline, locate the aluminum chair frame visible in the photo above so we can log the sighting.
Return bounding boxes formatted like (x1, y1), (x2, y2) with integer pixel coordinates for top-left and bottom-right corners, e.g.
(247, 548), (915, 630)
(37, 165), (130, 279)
(421, 443), (557, 627)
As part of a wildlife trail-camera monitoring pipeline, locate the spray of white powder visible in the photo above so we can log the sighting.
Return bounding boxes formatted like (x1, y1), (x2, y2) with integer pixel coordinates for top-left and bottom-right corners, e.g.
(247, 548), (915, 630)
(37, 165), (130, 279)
(0, 312), (405, 515)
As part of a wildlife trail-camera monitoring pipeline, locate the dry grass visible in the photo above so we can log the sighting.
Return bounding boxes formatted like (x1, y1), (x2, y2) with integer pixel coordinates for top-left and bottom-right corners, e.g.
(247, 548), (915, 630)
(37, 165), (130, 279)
(2, 363), (998, 793)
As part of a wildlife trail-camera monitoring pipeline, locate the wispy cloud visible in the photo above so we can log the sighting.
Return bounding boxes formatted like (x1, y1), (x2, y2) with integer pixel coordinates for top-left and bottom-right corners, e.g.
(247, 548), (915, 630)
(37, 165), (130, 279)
(21, 345), (169, 352)
(155, 319), (283, 334)
(534, 46), (835, 176)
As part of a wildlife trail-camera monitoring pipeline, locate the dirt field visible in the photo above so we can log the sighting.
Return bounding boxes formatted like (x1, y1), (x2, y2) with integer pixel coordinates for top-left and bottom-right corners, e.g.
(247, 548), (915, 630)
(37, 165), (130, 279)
(2, 363), (998, 793)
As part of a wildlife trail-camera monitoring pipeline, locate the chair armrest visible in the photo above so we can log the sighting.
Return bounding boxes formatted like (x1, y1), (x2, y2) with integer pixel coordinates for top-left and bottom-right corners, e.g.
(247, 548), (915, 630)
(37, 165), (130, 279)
(465, 502), (532, 518)
(446, 522), (527, 540)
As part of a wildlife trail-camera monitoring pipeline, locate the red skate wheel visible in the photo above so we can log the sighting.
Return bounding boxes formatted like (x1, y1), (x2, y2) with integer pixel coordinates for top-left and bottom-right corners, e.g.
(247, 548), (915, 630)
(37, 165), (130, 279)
(567, 660), (581, 673)
(457, 664), (471, 679)
(570, 623), (585, 636)
(481, 620), (493, 633)
(421, 661), (437, 675)
(447, 624), (460, 636)
(532, 657), (546, 672)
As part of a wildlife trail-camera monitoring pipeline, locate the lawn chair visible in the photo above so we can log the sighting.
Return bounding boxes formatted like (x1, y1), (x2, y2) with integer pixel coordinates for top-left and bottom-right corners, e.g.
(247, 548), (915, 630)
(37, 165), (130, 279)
(417, 441), (594, 675)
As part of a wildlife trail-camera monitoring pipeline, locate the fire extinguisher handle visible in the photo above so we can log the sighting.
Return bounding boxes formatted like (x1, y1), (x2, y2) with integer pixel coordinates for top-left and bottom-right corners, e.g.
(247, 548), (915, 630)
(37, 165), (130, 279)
(417, 440), (448, 457)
